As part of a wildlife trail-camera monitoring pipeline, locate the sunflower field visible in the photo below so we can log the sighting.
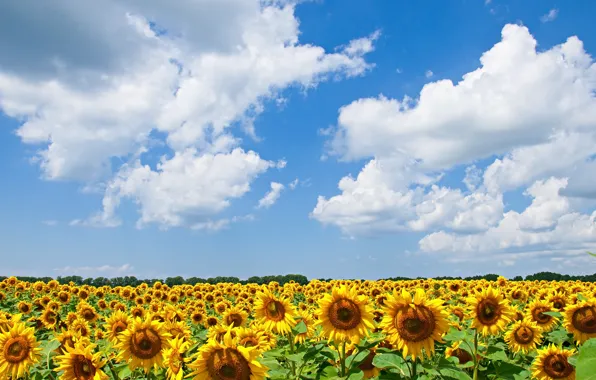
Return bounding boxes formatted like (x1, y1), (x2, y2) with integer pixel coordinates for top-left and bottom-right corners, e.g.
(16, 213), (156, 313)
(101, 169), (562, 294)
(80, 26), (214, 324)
(0, 276), (595, 380)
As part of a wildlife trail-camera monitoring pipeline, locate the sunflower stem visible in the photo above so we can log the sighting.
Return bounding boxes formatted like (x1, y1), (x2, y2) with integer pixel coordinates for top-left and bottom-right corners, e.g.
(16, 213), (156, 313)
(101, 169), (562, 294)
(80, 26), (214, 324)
(340, 340), (347, 377)
(106, 358), (121, 380)
(473, 329), (479, 380)
(410, 358), (417, 379)
(288, 332), (297, 377)
(46, 344), (56, 380)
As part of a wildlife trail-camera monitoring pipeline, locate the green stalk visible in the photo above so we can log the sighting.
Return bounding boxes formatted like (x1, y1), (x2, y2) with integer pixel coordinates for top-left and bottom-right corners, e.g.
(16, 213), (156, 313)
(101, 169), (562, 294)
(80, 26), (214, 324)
(340, 341), (347, 377)
(473, 329), (479, 380)
(106, 359), (121, 380)
(288, 332), (297, 377)
(411, 358), (417, 379)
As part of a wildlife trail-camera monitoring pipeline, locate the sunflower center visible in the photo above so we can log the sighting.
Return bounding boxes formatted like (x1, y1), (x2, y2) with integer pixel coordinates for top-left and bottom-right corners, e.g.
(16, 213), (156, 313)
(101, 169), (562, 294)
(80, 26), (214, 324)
(73, 355), (96, 380)
(113, 321), (127, 334)
(452, 348), (473, 365)
(328, 299), (362, 330)
(226, 314), (244, 328)
(4, 337), (30, 363)
(130, 328), (162, 360)
(571, 306), (596, 334)
(532, 307), (552, 324)
(358, 351), (376, 371)
(552, 299), (565, 310)
(207, 348), (251, 380)
(543, 354), (574, 378)
(476, 299), (501, 325)
(82, 310), (95, 321)
(240, 337), (258, 348)
(514, 326), (534, 344)
(265, 301), (286, 322)
(395, 305), (436, 342)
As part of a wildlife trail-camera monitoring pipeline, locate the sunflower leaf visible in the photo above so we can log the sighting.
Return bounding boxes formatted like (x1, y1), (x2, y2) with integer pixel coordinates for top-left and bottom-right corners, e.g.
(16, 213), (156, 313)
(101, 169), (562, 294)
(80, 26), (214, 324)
(541, 311), (562, 318)
(293, 320), (308, 335)
(576, 338), (596, 380)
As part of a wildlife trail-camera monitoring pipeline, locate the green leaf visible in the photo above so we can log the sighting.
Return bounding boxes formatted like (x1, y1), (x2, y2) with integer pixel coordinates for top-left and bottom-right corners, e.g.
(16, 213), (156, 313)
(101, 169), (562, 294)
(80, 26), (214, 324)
(576, 338), (596, 380)
(546, 328), (571, 346)
(287, 352), (306, 363)
(542, 311), (562, 318)
(439, 368), (473, 380)
(443, 328), (468, 342)
(492, 361), (527, 380)
(372, 353), (409, 376)
(577, 293), (588, 302)
(41, 339), (61, 357)
(118, 365), (132, 379)
(347, 370), (365, 380)
(303, 343), (326, 362)
(347, 349), (371, 370)
(587, 251), (596, 257)
(316, 364), (339, 380)
(294, 320), (308, 335)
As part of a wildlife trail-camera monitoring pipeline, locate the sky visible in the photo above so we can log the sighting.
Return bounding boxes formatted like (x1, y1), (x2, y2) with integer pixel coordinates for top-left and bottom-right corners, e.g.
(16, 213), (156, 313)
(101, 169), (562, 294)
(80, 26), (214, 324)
(1, 0), (596, 280)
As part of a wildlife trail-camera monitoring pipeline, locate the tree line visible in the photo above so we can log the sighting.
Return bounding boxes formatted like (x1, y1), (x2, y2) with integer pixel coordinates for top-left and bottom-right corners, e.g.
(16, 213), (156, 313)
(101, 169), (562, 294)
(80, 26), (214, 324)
(1, 271), (596, 287)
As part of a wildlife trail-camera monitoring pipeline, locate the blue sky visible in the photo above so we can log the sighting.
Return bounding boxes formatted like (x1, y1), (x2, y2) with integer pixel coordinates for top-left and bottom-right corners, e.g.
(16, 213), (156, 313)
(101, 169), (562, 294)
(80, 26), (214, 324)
(1, 0), (596, 280)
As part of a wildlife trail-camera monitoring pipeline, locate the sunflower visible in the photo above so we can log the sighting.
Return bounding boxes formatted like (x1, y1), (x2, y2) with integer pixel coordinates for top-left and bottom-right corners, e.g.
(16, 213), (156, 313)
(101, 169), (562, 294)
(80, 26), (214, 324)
(563, 299), (596, 344)
(222, 306), (248, 328)
(548, 292), (568, 311)
(531, 344), (575, 380)
(527, 300), (558, 332)
(115, 315), (172, 372)
(164, 320), (191, 341)
(235, 327), (270, 353)
(0, 319), (42, 379)
(467, 287), (514, 336)
(41, 308), (60, 330)
(17, 302), (32, 315)
(55, 329), (78, 355)
(445, 341), (474, 365)
(380, 288), (449, 360)
(55, 341), (108, 380)
(78, 303), (99, 324)
(294, 311), (316, 345)
(504, 319), (543, 354)
(70, 318), (92, 338)
(163, 336), (191, 380)
(187, 328), (268, 380)
(104, 310), (131, 344)
(357, 349), (380, 379)
(254, 287), (297, 335)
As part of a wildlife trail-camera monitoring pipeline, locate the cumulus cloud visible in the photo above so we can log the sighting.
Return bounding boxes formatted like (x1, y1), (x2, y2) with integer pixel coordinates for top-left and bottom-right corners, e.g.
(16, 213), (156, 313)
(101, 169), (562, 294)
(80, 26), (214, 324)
(257, 182), (285, 209)
(425, 70), (434, 78)
(313, 24), (596, 260)
(42, 220), (58, 226)
(0, 1), (377, 229)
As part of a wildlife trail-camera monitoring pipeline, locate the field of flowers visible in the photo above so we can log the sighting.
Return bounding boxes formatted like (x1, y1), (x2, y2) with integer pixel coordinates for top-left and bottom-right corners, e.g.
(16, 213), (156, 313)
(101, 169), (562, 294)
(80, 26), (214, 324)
(0, 276), (595, 380)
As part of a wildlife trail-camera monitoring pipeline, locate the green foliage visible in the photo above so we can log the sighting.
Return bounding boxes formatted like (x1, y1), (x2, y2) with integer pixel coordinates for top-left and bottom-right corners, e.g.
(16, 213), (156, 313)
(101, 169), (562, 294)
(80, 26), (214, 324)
(576, 338), (596, 380)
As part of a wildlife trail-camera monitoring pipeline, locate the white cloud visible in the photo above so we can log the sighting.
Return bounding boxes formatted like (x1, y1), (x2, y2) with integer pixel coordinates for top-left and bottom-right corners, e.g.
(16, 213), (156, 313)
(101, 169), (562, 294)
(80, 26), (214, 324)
(341, 30), (381, 57)
(396, 68), (402, 74)
(541, 9), (558, 23)
(257, 182), (285, 209)
(425, 70), (434, 78)
(313, 24), (596, 260)
(0, 1), (377, 229)
(419, 178), (596, 257)
(53, 264), (135, 277)
(42, 220), (58, 226)
(190, 214), (254, 232)
(289, 178), (299, 190)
